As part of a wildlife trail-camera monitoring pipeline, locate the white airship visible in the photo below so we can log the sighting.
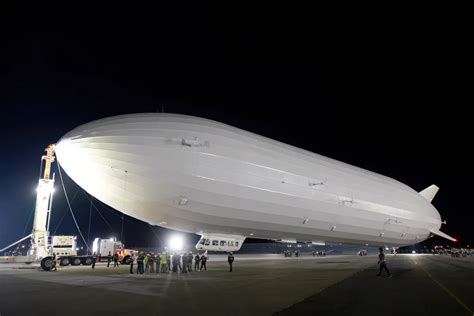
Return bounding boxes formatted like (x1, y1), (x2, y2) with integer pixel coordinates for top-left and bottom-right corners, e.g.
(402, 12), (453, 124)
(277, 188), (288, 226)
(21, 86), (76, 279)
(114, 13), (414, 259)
(54, 113), (455, 252)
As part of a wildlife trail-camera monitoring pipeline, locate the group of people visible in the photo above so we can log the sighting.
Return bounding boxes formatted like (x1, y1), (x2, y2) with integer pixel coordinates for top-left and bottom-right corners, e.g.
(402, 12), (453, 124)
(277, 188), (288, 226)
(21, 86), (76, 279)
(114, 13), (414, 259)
(106, 251), (120, 268)
(283, 250), (301, 257)
(84, 250), (235, 273)
(129, 251), (210, 274)
(432, 247), (472, 257)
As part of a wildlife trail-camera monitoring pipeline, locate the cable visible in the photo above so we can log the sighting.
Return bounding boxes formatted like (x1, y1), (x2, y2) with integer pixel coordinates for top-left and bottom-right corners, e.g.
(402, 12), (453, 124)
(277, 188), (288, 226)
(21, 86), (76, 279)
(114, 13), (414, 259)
(21, 205), (36, 237)
(81, 191), (115, 233)
(87, 196), (92, 250)
(23, 156), (46, 236)
(82, 190), (122, 218)
(57, 161), (91, 252)
(52, 187), (80, 235)
(120, 214), (125, 244)
(38, 157), (44, 180)
(148, 225), (164, 244)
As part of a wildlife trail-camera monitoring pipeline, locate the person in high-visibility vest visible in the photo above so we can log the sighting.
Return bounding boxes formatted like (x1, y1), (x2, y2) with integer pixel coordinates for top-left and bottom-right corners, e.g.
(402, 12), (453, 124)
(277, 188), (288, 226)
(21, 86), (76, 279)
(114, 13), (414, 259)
(160, 253), (167, 273)
(143, 254), (149, 273)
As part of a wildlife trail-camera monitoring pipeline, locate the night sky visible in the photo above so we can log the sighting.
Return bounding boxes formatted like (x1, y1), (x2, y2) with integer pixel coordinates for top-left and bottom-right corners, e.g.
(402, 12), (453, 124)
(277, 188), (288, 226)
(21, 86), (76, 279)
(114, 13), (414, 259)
(1, 7), (471, 250)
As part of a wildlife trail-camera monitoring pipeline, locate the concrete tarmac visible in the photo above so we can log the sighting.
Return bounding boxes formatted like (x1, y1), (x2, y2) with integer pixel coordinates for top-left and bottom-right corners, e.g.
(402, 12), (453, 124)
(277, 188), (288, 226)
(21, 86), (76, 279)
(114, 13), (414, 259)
(0, 254), (472, 315)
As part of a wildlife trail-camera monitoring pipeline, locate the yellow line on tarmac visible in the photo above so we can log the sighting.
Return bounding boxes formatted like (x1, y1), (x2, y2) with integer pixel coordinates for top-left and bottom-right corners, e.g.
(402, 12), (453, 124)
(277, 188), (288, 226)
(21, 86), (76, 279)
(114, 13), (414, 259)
(415, 257), (473, 315)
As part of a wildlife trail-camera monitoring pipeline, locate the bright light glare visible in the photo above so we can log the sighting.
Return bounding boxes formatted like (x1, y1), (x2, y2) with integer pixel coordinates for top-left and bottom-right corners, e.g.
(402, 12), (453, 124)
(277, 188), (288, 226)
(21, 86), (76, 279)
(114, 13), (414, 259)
(412, 250), (416, 254)
(168, 235), (184, 251)
(92, 238), (99, 253)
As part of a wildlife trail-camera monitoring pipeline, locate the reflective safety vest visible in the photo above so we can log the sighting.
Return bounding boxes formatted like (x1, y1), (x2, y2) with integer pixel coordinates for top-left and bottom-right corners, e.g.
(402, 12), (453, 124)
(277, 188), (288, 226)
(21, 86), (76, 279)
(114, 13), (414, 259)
(161, 255), (167, 264)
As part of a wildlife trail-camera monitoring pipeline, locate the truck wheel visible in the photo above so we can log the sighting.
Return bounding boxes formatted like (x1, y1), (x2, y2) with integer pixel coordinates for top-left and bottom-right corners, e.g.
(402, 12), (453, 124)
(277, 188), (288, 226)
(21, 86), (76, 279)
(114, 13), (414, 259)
(71, 258), (81, 266)
(122, 255), (132, 264)
(83, 257), (92, 265)
(60, 258), (70, 266)
(41, 257), (53, 271)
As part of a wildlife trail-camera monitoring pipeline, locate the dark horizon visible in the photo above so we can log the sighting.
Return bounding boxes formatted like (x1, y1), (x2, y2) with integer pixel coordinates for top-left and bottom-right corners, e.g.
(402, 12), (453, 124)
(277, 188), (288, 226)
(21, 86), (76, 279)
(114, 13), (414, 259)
(1, 7), (471, 251)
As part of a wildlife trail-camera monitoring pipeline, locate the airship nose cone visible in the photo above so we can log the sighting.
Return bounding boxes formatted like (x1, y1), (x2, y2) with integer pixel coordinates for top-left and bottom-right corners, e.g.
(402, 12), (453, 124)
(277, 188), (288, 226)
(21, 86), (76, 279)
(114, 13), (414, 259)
(55, 135), (99, 195)
(54, 116), (165, 224)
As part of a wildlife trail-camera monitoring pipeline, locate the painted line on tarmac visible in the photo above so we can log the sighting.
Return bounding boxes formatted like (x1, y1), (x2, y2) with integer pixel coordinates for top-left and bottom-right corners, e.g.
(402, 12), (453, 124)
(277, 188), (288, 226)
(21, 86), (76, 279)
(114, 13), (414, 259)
(413, 258), (473, 315)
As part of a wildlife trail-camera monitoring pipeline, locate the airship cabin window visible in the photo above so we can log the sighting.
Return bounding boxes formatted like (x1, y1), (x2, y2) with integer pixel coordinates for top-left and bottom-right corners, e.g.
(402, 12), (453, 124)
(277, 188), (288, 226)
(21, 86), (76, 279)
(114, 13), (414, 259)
(212, 240), (219, 246)
(229, 241), (234, 246)
(204, 239), (210, 246)
(199, 239), (205, 245)
(220, 241), (226, 246)
(235, 242), (239, 247)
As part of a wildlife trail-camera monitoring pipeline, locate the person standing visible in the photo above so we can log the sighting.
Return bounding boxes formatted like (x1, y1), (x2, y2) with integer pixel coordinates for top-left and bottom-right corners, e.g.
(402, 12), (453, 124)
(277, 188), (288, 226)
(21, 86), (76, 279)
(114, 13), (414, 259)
(129, 252), (135, 274)
(91, 252), (97, 269)
(177, 253), (183, 272)
(166, 253), (171, 272)
(188, 252), (193, 272)
(376, 247), (391, 277)
(144, 253), (149, 273)
(172, 253), (179, 272)
(181, 253), (188, 273)
(149, 253), (155, 273)
(107, 251), (112, 268)
(200, 253), (207, 271)
(155, 253), (161, 274)
(113, 252), (119, 267)
(160, 253), (167, 273)
(194, 253), (200, 271)
(228, 252), (234, 272)
(51, 253), (57, 272)
(137, 252), (144, 275)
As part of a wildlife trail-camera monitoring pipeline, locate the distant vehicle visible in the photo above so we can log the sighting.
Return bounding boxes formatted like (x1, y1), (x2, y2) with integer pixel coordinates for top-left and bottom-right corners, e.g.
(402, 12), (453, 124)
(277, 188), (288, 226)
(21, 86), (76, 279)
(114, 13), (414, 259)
(92, 238), (136, 264)
(357, 250), (367, 256)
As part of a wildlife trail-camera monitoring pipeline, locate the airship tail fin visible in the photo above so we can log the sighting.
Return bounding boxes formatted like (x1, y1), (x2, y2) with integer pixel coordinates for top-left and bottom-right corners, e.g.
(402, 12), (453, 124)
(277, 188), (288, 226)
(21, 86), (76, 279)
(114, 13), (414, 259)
(430, 229), (457, 242)
(419, 185), (439, 203)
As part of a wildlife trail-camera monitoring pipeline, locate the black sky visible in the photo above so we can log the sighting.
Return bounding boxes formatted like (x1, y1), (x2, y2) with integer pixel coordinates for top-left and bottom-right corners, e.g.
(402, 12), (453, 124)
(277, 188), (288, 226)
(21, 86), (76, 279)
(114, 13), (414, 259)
(0, 6), (472, 249)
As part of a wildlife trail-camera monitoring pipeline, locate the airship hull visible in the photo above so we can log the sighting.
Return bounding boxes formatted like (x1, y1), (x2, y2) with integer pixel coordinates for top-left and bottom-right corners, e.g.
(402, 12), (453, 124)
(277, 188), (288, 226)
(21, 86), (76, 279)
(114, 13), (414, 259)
(55, 114), (442, 247)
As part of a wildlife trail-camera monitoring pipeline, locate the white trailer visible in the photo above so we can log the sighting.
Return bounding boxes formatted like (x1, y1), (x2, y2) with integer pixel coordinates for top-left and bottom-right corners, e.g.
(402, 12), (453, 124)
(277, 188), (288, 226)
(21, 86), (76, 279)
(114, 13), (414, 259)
(50, 235), (95, 267)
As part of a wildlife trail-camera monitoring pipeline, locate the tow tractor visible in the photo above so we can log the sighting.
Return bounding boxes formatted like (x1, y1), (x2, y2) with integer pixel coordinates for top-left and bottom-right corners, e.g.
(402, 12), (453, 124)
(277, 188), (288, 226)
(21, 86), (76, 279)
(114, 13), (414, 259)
(92, 237), (135, 264)
(0, 145), (95, 270)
